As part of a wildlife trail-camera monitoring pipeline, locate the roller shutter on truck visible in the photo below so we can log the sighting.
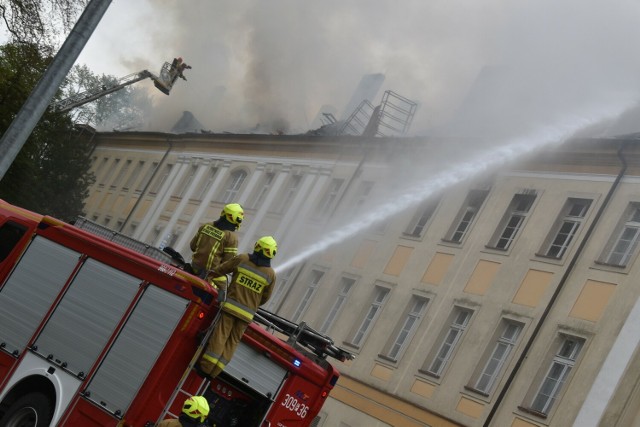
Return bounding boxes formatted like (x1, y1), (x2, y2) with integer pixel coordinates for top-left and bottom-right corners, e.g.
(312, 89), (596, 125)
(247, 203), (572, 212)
(0, 236), (189, 418)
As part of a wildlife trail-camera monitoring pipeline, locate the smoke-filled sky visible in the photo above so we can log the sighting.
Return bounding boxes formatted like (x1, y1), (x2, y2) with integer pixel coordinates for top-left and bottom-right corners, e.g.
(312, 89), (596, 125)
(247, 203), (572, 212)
(75, 0), (640, 136)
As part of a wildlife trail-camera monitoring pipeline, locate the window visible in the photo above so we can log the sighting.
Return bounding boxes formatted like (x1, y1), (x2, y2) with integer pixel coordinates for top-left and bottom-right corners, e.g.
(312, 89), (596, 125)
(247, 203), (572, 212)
(253, 172), (275, 208)
(445, 189), (489, 243)
(280, 175), (301, 212)
(470, 319), (524, 394)
(102, 158), (120, 187)
(0, 221), (27, 263)
(264, 267), (295, 311)
(422, 307), (472, 377)
(354, 181), (374, 212)
(316, 178), (344, 217)
(194, 167), (218, 200)
(111, 159), (131, 189)
(598, 203), (640, 267)
(523, 335), (584, 416)
(488, 192), (536, 250)
(173, 164), (198, 198)
(150, 164), (173, 194)
(319, 276), (355, 333)
(291, 269), (324, 322)
(221, 170), (247, 203)
(404, 197), (440, 238)
(123, 160), (144, 190)
(95, 157), (109, 185)
(136, 161), (158, 193)
(540, 198), (591, 259)
(381, 296), (429, 361)
(349, 285), (390, 347)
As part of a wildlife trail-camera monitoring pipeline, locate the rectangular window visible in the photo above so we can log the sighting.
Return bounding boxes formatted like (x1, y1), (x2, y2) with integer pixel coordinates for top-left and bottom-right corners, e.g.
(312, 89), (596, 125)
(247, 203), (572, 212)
(541, 198), (591, 259)
(319, 276), (355, 334)
(316, 178), (344, 216)
(471, 320), (524, 394)
(280, 175), (301, 212)
(599, 203), (640, 267)
(488, 192), (536, 250)
(123, 160), (144, 190)
(102, 158), (120, 187)
(354, 181), (374, 212)
(291, 269), (324, 322)
(136, 161), (158, 193)
(404, 197), (440, 238)
(423, 307), (472, 377)
(253, 172), (275, 208)
(222, 170), (247, 203)
(150, 164), (173, 194)
(445, 189), (490, 243)
(174, 164), (198, 198)
(526, 335), (584, 416)
(194, 167), (218, 200)
(382, 296), (429, 361)
(110, 159), (131, 189)
(349, 285), (390, 348)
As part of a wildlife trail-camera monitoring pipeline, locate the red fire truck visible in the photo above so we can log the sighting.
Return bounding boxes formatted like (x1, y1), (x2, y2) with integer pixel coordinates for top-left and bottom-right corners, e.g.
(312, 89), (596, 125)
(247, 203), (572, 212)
(0, 200), (352, 426)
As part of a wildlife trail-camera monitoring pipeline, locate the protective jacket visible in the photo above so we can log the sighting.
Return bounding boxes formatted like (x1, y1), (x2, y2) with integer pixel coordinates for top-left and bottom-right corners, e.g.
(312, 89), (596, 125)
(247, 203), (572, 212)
(209, 253), (276, 322)
(190, 222), (238, 280)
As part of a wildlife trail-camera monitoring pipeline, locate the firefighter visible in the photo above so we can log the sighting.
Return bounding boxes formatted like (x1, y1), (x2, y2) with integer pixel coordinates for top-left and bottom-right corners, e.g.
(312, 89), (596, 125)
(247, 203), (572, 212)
(198, 236), (277, 379)
(188, 203), (244, 289)
(157, 395), (210, 427)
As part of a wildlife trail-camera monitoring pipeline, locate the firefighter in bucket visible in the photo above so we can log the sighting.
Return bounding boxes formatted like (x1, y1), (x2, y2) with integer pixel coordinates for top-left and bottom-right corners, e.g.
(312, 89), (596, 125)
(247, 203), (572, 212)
(198, 236), (277, 379)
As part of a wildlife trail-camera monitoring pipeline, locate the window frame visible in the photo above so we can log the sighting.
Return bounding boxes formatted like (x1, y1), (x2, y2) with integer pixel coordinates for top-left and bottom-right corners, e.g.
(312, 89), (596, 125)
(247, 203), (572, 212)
(221, 169), (248, 203)
(538, 198), (592, 259)
(467, 318), (524, 396)
(346, 284), (391, 349)
(319, 276), (356, 334)
(403, 197), (441, 239)
(487, 192), (537, 251)
(421, 306), (473, 378)
(444, 188), (490, 243)
(379, 295), (429, 362)
(597, 202), (640, 268)
(291, 268), (325, 323)
(520, 334), (585, 418)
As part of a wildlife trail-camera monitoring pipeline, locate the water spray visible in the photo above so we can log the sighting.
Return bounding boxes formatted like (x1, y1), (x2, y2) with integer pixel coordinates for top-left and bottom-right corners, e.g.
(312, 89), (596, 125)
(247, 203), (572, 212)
(275, 102), (635, 274)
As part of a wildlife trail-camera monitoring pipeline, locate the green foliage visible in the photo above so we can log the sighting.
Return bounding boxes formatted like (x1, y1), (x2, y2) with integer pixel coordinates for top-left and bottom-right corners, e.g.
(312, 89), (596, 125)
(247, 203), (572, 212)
(0, 42), (95, 221)
(0, 0), (88, 45)
(63, 64), (153, 131)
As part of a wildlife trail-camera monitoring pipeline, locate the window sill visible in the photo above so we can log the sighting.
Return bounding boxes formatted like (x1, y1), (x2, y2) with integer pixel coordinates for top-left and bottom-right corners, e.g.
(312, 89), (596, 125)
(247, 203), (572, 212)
(377, 354), (398, 365)
(417, 369), (440, 380)
(517, 405), (548, 419)
(463, 385), (490, 398)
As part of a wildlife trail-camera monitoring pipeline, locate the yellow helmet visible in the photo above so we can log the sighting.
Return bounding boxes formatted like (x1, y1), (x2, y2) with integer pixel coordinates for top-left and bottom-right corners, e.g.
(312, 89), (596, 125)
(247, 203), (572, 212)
(182, 396), (209, 422)
(254, 236), (277, 259)
(221, 203), (244, 228)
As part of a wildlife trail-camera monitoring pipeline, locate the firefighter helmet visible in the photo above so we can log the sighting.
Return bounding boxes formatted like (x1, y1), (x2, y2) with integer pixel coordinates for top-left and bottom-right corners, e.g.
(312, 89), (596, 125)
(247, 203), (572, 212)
(221, 203), (244, 228)
(182, 396), (209, 422)
(254, 236), (277, 259)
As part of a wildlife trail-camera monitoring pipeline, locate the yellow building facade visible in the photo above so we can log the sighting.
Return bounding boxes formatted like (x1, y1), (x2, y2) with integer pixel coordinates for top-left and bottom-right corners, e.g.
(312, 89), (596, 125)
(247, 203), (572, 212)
(83, 131), (640, 427)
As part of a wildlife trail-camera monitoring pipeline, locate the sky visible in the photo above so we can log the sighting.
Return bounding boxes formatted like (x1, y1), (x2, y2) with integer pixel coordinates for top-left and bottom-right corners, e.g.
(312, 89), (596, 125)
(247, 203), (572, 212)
(67, 0), (640, 136)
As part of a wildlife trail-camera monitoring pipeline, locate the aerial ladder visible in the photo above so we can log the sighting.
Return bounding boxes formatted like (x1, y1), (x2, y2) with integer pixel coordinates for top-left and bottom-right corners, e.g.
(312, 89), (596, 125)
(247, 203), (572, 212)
(49, 58), (191, 113)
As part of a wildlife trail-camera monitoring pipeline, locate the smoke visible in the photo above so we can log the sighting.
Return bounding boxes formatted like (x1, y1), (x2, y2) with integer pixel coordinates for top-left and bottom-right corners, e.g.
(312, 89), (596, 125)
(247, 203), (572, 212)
(77, 0), (640, 135)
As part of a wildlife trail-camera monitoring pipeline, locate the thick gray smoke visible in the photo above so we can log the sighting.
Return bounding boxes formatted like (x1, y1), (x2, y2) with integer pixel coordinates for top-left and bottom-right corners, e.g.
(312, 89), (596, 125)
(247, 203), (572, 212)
(77, 0), (640, 135)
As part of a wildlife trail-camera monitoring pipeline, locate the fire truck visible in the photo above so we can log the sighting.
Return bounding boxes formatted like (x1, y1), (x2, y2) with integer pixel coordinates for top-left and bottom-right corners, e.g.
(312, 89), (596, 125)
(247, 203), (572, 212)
(0, 200), (352, 426)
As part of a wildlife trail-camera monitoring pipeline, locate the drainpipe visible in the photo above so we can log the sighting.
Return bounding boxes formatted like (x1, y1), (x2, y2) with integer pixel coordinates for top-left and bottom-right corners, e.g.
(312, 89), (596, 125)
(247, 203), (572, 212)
(483, 139), (629, 426)
(120, 137), (173, 232)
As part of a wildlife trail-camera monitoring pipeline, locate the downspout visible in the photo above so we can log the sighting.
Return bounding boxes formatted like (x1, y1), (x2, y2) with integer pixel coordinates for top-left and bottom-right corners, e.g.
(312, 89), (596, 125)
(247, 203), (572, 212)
(120, 137), (173, 232)
(483, 139), (629, 426)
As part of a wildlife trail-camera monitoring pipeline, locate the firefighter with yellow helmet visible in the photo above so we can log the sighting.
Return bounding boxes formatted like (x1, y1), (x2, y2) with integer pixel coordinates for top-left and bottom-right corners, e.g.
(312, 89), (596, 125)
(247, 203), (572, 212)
(198, 236), (277, 379)
(189, 203), (244, 289)
(157, 395), (210, 427)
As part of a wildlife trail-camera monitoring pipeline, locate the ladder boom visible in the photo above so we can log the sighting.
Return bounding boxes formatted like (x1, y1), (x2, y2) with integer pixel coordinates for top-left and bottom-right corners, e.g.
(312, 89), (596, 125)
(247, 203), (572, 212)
(50, 70), (155, 113)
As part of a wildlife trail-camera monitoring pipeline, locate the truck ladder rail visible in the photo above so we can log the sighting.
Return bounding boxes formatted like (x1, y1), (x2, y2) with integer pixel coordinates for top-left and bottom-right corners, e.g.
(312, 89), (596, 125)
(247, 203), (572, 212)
(255, 308), (354, 363)
(50, 70), (157, 113)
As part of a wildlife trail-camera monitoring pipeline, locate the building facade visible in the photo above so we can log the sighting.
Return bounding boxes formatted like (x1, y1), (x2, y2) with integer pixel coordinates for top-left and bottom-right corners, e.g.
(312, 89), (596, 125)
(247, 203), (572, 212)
(83, 130), (640, 427)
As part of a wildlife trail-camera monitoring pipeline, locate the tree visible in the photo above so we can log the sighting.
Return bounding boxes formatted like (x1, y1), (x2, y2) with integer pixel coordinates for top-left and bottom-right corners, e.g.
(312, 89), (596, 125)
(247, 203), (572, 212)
(0, 0), (88, 45)
(0, 42), (95, 221)
(63, 64), (153, 131)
